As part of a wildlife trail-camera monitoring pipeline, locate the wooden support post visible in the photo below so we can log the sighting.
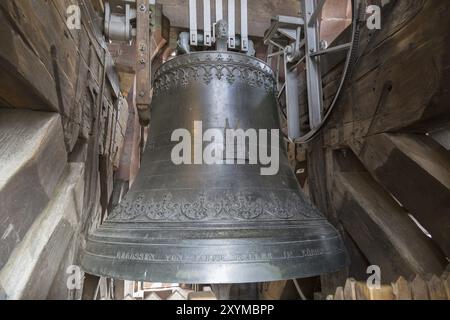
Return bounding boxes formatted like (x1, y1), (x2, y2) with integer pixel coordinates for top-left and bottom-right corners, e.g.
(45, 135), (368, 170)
(333, 287), (344, 300)
(136, 0), (151, 126)
(427, 275), (448, 300)
(353, 133), (450, 257)
(326, 268), (450, 300)
(411, 276), (429, 300)
(260, 281), (288, 300)
(343, 278), (357, 300)
(355, 282), (394, 300)
(392, 277), (412, 300)
(334, 171), (446, 282)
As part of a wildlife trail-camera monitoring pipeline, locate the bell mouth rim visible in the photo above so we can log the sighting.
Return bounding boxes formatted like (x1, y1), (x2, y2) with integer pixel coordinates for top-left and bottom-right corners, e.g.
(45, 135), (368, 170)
(80, 218), (349, 284)
(81, 237), (348, 284)
(154, 51), (275, 80)
(81, 253), (349, 284)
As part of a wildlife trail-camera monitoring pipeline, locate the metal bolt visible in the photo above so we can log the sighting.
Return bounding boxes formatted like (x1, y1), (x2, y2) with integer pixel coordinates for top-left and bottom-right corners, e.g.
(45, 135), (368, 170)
(139, 4), (146, 12)
(139, 58), (146, 64)
(139, 91), (145, 97)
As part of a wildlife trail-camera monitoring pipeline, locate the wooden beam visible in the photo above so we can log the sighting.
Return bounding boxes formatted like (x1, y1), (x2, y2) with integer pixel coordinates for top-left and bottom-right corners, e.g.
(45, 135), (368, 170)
(136, 0), (151, 125)
(0, 110), (67, 270)
(260, 281), (288, 300)
(108, 42), (137, 74)
(353, 133), (450, 257)
(0, 9), (59, 112)
(334, 171), (446, 282)
(319, 0), (450, 150)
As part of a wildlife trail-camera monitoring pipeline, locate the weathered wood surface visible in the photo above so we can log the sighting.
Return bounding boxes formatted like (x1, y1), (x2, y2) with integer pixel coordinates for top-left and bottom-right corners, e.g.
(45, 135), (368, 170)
(0, 109), (67, 270)
(302, 0), (450, 295)
(431, 128), (450, 150)
(353, 133), (450, 257)
(260, 280), (302, 300)
(0, 0), (123, 154)
(335, 171), (446, 281)
(325, 0), (450, 147)
(260, 281), (288, 300)
(392, 276), (412, 300)
(326, 266), (450, 300)
(0, 164), (85, 300)
(0, 0), (134, 299)
(117, 89), (143, 184)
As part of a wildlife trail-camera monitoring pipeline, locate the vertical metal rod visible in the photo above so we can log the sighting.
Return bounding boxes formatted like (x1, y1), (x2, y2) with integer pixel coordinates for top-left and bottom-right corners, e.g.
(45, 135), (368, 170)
(189, 0), (198, 45)
(228, 0), (236, 48)
(241, 0), (248, 51)
(267, 42), (274, 66)
(276, 53), (281, 91)
(215, 0), (223, 21)
(284, 51), (301, 139)
(303, 0), (323, 129)
(308, 0), (326, 27)
(204, 0), (212, 46)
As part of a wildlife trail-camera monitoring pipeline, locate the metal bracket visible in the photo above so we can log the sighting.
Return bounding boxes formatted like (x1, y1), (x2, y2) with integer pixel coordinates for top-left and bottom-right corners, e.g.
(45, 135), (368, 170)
(303, 0), (323, 130)
(104, 1), (137, 43)
(188, 0), (248, 52)
(264, 15), (304, 141)
(265, 0), (361, 144)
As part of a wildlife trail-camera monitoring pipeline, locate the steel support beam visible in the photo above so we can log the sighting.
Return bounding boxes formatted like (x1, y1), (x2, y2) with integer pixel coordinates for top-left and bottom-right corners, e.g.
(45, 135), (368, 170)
(189, 0), (198, 45)
(310, 42), (352, 57)
(228, 0), (236, 48)
(241, 0), (248, 51)
(284, 51), (302, 140)
(264, 15), (304, 45)
(203, 0), (212, 46)
(303, 0), (323, 129)
(308, 0), (326, 27)
(215, 0), (223, 21)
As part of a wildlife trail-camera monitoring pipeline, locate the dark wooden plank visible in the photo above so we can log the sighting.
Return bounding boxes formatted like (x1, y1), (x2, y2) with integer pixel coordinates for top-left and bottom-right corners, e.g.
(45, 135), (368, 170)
(354, 133), (450, 257)
(321, 0), (450, 150)
(0, 109), (67, 270)
(0, 9), (59, 112)
(334, 171), (446, 282)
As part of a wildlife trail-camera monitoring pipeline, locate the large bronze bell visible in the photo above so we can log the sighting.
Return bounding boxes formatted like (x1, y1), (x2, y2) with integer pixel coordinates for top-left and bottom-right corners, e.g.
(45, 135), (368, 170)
(81, 52), (347, 283)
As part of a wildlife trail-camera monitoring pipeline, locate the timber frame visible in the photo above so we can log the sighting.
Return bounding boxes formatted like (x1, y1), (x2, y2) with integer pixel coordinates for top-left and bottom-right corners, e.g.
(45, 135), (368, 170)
(0, 0), (449, 299)
(298, 0), (450, 294)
